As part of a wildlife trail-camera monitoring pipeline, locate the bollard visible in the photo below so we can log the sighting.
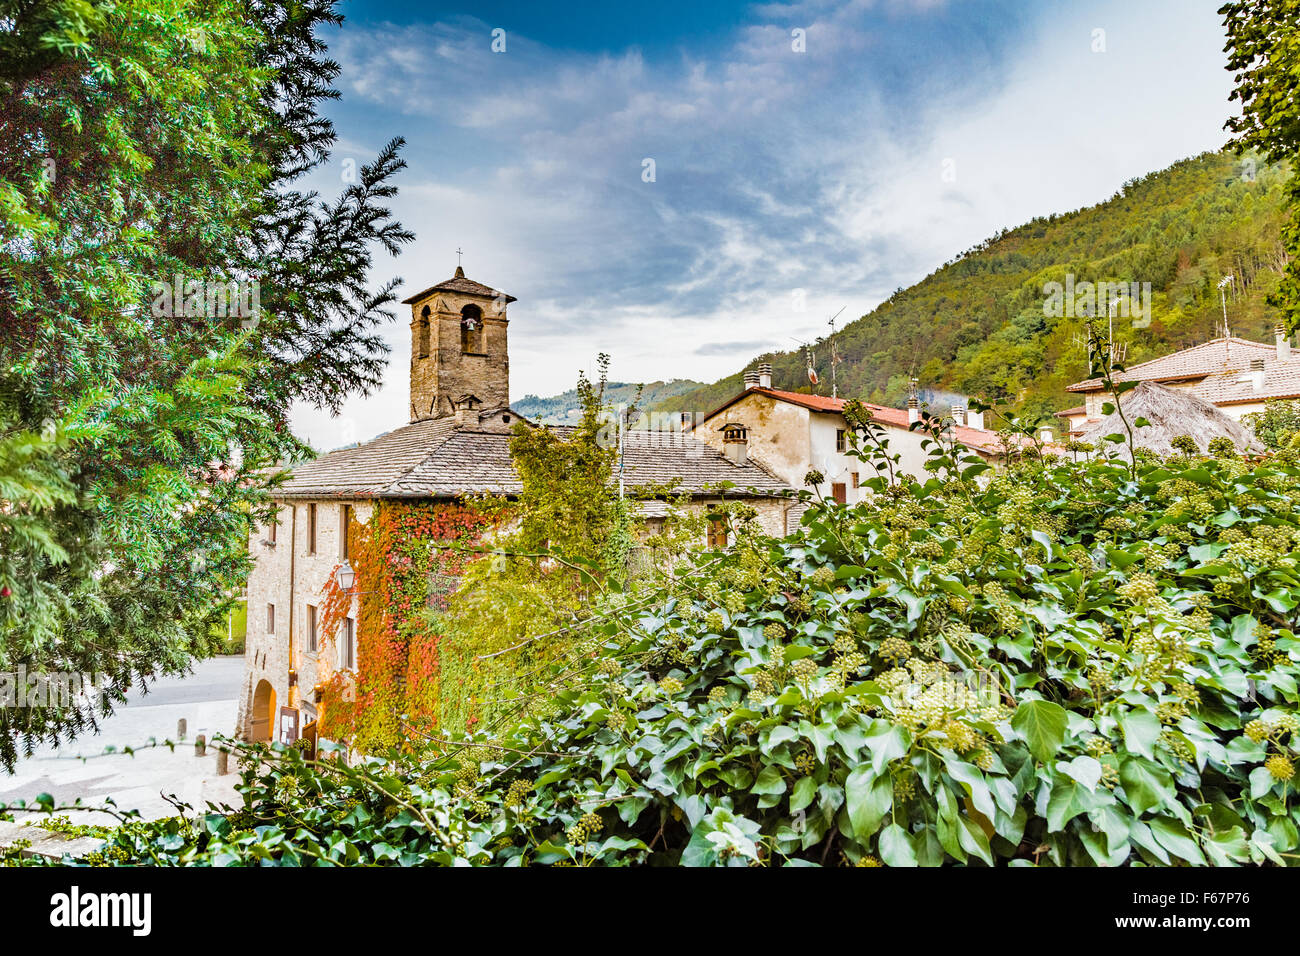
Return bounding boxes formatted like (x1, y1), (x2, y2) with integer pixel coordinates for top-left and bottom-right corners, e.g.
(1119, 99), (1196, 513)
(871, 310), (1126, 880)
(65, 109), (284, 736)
(215, 748), (229, 775)
(195, 734), (206, 756)
(177, 718), (187, 739)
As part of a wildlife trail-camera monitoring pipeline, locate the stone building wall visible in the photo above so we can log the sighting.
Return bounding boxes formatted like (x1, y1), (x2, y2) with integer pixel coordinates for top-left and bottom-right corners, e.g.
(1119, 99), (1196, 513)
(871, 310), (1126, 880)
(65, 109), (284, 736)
(236, 499), (373, 741)
(696, 392), (812, 487)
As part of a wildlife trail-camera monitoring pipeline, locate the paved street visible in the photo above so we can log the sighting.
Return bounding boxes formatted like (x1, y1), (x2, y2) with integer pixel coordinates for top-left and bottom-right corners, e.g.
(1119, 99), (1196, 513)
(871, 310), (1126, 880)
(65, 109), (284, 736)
(0, 656), (245, 824)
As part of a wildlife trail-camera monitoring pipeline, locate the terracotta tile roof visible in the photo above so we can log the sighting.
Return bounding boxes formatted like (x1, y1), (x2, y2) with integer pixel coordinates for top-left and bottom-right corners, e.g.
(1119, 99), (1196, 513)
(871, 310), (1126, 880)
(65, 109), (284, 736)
(698, 387), (1014, 455)
(276, 419), (791, 501)
(1066, 337), (1275, 392)
(1055, 405), (1086, 418)
(400, 267), (516, 305)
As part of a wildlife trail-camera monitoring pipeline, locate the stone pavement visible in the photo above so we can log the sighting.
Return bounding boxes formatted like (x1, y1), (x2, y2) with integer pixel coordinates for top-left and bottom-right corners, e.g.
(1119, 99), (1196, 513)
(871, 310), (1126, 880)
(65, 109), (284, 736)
(0, 656), (246, 826)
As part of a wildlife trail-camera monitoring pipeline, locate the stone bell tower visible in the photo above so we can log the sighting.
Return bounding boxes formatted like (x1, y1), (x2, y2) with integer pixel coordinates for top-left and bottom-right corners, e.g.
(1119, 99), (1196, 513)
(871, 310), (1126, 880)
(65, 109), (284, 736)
(400, 266), (515, 423)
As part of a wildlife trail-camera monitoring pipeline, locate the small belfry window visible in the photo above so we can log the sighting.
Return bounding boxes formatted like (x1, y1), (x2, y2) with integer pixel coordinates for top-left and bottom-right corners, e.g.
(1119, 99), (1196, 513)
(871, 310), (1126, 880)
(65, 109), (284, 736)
(460, 304), (484, 353)
(307, 503), (317, 554)
(339, 504), (352, 560)
(267, 603), (275, 634)
(418, 305), (431, 358)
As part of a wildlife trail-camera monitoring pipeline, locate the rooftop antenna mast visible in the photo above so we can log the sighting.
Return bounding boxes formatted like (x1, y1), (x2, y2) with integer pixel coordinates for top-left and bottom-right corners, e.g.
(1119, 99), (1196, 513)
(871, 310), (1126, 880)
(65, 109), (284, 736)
(789, 336), (820, 390)
(1217, 275), (1234, 361)
(1106, 296), (1127, 364)
(826, 306), (846, 399)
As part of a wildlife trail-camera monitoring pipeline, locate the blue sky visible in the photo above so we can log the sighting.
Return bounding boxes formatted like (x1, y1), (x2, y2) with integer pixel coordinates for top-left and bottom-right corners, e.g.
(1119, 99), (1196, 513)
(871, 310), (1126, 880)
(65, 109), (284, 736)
(294, 0), (1238, 449)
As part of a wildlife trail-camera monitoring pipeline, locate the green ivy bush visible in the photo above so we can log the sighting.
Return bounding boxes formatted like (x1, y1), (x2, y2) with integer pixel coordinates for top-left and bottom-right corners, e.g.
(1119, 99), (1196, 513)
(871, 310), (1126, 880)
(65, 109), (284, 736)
(31, 427), (1300, 867)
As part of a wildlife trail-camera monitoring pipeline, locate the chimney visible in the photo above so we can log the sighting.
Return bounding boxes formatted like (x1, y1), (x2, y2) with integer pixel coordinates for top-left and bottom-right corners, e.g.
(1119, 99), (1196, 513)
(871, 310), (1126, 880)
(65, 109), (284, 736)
(453, 395), (481, 427)
(906, 377), (920, 424)
(757, 363), (773, 388)
(743, 369), (760, 390)
(967, 409), (985, 430)
(1251, 357), (1266, 391)
(1277, 324), (1291, 363)
(722, 424), (748, 466)
(951, 403), (967, 426)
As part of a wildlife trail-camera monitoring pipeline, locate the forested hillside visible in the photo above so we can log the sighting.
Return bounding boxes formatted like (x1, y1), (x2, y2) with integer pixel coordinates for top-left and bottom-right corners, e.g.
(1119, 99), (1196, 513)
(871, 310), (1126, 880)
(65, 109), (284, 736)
(515, 379), (703, 423)
(657, 151), (1292, 422)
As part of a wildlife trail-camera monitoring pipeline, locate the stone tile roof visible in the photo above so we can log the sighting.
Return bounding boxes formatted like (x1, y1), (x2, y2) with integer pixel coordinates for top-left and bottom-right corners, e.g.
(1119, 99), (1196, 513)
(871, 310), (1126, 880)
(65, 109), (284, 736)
(276, 420), (791, 501)
(613, 429), (790, 492)
(1190, 360), (1300, 406)
(1066, 337), (1276, 392)
(276, 417), (460, 498)
(400, 267), (516, 304)
(697, 387), (1014, 455)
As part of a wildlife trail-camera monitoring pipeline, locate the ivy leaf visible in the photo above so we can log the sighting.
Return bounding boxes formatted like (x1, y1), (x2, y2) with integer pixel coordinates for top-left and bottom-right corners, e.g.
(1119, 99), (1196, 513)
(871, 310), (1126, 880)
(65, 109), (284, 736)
(1148, 817), (1206, 866)
(863, 719), (910, 774)
(1058, 755), (1103, 792)
(1045, 778), (1106, 831)
(844, 767), (892, 841)
(1119, 757), (1173, 816)
(1118, 708), (1161, 760)
(1011, 699), (1068, 763)
(877, 823), (917, 867)
(750, 766), (786, 797)
(790, 776), (817, 814)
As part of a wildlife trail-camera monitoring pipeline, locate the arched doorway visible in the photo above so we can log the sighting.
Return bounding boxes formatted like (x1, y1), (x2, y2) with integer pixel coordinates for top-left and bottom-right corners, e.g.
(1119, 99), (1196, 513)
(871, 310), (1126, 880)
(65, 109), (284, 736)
(250, 679), (276, 742)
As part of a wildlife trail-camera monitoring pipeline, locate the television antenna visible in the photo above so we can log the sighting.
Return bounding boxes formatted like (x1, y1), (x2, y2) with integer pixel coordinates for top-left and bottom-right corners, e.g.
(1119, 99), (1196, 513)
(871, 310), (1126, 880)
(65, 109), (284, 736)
(826, 306), (846, 398)
(788, 336), (820, 389)
(1217, 275), (1234, 360)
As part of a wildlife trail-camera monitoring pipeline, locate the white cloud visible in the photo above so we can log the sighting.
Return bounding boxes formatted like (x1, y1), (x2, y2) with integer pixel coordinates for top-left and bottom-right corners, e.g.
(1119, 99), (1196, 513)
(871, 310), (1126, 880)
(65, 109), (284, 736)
(292, 0), (1236, 449)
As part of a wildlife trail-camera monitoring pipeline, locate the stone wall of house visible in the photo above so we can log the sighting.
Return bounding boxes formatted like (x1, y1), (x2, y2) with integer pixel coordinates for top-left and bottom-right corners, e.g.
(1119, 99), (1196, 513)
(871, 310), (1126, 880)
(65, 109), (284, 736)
(696, 392), (812, 487)
(408, 289), (509, 423)
(236, 499), (373, 742)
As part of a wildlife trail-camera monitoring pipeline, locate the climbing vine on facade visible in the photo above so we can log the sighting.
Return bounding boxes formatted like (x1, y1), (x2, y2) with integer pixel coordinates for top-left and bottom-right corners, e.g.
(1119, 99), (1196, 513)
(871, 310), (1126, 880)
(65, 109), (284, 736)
(318, 498), (510, 750)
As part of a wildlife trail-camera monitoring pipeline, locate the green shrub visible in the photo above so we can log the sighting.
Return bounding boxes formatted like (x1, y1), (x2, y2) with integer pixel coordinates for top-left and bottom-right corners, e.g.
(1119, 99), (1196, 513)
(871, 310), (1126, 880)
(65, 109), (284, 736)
(43, 439), (1300, 866)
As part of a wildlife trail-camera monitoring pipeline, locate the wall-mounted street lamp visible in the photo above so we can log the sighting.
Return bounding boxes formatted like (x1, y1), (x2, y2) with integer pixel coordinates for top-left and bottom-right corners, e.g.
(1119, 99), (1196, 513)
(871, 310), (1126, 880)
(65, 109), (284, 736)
(336, 559), (356, 592)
